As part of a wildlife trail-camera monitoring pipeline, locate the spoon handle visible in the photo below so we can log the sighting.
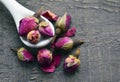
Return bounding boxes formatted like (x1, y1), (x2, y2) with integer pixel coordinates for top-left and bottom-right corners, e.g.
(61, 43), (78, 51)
(0, 0), (34, 29)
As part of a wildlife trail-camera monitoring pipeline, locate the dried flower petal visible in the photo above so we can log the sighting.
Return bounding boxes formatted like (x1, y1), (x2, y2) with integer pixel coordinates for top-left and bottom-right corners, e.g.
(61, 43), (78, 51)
(19, 17), (39, 36)
(27, 30), (41, 44)
(40, 54), (61, 73)
(65, 14), (71, 29)
(64, 27), (76, 37)
(52, 55), (61, 67)
(17, 47), (34, 62)
(41, 64), (55, 73)
(41, 10), (58, 22)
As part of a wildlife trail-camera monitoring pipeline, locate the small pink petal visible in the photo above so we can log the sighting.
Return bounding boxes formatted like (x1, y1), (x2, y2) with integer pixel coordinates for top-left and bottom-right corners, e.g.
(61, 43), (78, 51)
(64, 27), (76, 37)
(41, 65), (55, 73)
(41, 10), (58, 22)
(52, 55), (62, 67)
(65, 14), (71, 29)
(40, 54), (61, 73)
(23, 50), (34, 61)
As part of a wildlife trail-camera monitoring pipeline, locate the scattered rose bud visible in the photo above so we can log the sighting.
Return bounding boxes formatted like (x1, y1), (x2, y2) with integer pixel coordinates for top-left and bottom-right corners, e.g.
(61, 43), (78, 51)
(55, 37), (84, 50)
(41, 63), (55, 73)
(39, 21), (54, 37)
(63, 48), (80, 72)
(19, 17), (39, 37)
(55, 37), (73, 50)
(37, 49), (53, 65)
(11, 47), (34, 62)
(41, 10), (58, 22)
(27, 30), (41, 44)
(63, 55), (80, 72)
(55, 13), (71, 33)
(64, 27), (76, 37)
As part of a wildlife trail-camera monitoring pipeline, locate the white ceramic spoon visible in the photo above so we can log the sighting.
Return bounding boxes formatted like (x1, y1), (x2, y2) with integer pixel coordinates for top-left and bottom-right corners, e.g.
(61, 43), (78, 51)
(0, 0), (55, 48)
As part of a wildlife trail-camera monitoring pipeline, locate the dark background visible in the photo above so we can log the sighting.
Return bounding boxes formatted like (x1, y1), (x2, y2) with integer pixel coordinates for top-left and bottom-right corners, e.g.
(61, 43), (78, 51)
(0, 0), (120, 82)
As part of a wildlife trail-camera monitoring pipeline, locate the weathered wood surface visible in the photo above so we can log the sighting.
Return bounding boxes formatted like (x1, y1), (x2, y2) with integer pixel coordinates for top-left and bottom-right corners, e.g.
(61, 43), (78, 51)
(0, 0), (120, 82)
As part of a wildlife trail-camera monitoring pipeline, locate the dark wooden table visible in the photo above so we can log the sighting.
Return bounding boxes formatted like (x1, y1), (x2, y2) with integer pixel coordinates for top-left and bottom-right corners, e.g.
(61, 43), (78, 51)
(0, 0), (120, 82)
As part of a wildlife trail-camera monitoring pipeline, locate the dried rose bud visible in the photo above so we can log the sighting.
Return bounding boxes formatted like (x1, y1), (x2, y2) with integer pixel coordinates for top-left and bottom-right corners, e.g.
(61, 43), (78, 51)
(39, 21), (54, 37)
(63, 49), (80, 72)
(55, 37), (84, 50)
(11, 47), (34, 62)
(64, 27), (76, 37)
(27, 30), (41, 44)
(55, 13), (71, 33)
(55, 37), (73, 50)
(19, 17), (39, 36)
(63, 55), (80, 72)
(41, 10), (58, 22)
(37, 49), (52, 65)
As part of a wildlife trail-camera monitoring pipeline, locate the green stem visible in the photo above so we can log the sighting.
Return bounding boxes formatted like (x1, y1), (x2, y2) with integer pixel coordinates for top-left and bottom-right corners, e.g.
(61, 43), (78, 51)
(74, 48), (80, 58)
(10, 48), (18, 53)
(51, 34), (57, 44)
(33, 6), (44, 21)
(56, 28), (61, 35)
(50, 28), (61, 53)
(73, 40), (84, 46)
(50, 48), (54, 53)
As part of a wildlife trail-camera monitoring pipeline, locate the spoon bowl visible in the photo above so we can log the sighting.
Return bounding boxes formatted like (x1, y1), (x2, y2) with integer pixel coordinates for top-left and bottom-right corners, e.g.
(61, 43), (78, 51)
(0, 0), (55, 48)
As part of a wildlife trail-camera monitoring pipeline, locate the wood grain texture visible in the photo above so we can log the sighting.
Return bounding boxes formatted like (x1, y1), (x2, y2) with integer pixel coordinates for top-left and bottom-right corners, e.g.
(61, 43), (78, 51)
(0, 0), (120, 82)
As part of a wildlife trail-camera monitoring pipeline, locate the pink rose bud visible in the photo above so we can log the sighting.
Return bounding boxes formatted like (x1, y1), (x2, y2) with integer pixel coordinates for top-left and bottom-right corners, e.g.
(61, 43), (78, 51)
(37, 49), (52, 65)
(11, 47), (34, 62)
(27, 30), (41, 44)
(41, 10), (58, 22)
(55, 37), (84, 50)
(63, 55), (80, 72)
(55, 37), (73, 50)
(19, 17), (39, 37)
(39, 21), (54, 37)
(64, 27), (76, 37)
(55, 13), (71, 32)
(63, 49), (80, 72)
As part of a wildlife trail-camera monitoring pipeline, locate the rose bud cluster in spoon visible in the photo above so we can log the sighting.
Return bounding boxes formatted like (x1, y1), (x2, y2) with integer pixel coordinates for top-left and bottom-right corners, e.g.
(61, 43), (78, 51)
(19, 16), (54, 44)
